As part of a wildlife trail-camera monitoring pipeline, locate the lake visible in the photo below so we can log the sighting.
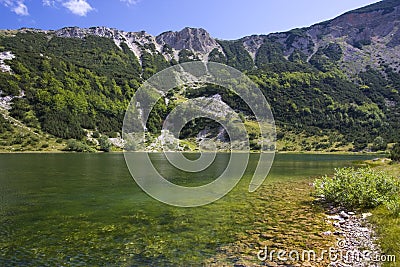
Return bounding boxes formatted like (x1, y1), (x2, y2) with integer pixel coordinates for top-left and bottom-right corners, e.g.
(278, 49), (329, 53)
(0, 153), (375, 266)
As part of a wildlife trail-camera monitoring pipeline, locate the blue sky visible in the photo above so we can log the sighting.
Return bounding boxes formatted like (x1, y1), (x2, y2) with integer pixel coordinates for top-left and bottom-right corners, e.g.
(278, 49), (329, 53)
(0, 0), (381, 39)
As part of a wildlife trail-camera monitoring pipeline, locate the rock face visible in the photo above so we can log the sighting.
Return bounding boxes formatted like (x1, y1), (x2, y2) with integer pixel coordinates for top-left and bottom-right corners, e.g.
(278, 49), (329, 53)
(254, 0), (400, 74)
(55, 26), (120, 39)
(0, 51), (15, 73)
(54, 26), (162, 60)
(156, 27), (221, 54)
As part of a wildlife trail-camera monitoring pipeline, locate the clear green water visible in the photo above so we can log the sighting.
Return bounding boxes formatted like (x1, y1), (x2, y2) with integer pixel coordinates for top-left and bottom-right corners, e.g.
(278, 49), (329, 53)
(0, 153), (375, 266)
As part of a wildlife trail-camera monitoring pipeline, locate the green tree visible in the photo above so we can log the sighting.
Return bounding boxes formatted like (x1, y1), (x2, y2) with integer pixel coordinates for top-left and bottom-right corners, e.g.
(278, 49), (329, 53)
(99, 136), (112, 152)
(391, 143), (400, 161)
(371, 136), (387, 151)
(353, 138), (368, 151)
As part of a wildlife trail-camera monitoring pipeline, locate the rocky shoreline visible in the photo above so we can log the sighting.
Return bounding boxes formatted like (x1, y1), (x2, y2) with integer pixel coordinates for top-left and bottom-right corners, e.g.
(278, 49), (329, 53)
(324, 207), (382, 267)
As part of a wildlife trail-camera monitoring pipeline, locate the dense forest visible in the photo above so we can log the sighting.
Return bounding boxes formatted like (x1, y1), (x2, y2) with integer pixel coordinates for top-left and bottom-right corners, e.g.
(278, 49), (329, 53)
(0, 25), (399, 152)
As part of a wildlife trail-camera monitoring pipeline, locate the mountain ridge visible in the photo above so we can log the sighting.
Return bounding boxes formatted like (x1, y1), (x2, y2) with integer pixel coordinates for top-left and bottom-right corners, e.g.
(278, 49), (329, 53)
(5, 0), (399, 75)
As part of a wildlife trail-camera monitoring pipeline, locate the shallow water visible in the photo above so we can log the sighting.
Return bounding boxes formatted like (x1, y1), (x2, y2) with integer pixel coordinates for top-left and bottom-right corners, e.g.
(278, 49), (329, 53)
(0, 153), (375, 266)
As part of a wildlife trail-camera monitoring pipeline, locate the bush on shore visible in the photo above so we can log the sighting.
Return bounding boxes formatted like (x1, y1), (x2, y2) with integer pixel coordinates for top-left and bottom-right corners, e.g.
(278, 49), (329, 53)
(64, 139), (96, 153)
(314, 167), (400, 215)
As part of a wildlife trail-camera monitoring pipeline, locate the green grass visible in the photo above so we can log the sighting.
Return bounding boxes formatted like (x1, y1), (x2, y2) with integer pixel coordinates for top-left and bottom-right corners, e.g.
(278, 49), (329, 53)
(370, 206), (400, 267)
(275, 129), (357, 153)
(0, 121), (66, 152)
(370, 163), (400, 267)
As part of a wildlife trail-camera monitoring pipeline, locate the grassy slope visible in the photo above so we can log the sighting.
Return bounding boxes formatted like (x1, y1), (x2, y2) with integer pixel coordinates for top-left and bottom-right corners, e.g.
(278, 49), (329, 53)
(370, 162), (400, 267)
(0, 108), (66, 152)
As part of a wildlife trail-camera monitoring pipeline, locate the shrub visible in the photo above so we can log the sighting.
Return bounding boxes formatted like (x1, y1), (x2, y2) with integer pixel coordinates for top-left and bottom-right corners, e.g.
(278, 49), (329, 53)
(106, 132), (118, 138)
(314, 167), (400, 210)
(371, 136), (387, 151)
(315, 142), (330, 150)
(0, 115), (11, 133)
(391, 143), (400, 161)
(353, 138), (368, 151)
(41, 143), (49, 148)
(11, 134), (24, 145)
(99, 136), (112, 152)
(64, 139), (95, 153)
(92, 131), (100, 138)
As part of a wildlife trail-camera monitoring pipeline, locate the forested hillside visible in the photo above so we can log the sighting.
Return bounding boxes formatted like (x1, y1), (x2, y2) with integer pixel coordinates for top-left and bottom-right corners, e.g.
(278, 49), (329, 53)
(0, 0), (399, 152)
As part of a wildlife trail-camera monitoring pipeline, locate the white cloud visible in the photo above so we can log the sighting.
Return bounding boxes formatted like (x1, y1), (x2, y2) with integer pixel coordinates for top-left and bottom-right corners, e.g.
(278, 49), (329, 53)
(120, 0), (140, 6)
(62, 0), (93, 16)
(42, 0), (56, 7)
(0, 0), (13, 7)
(0, 0), (29, 15)
(13, 1), (28, 15)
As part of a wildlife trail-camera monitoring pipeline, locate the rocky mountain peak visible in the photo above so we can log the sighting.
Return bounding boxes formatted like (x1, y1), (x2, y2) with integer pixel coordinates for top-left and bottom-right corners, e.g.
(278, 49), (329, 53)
(55, 26), (122, 39)
(156, 27), (220, 53)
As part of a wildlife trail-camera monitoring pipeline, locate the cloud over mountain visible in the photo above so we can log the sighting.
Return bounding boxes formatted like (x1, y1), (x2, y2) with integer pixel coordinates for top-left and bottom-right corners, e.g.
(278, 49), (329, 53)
(62, 0), (93, 16)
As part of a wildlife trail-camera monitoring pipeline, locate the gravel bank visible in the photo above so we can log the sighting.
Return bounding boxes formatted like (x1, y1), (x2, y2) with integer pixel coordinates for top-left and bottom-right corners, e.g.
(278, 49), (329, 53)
(325, 207), (382, 267)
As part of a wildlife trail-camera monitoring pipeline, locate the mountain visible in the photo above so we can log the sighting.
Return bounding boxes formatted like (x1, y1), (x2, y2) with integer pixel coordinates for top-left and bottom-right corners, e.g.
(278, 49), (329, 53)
(52, 26), (223, 63)
(0, 0), (399, 152)
(262, 0), (400, 74)
(49, 0), (400, 74)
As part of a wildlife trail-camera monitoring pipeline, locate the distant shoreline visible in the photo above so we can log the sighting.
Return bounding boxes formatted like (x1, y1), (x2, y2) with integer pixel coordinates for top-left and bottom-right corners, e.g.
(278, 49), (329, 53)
(0, 150), (388, 156)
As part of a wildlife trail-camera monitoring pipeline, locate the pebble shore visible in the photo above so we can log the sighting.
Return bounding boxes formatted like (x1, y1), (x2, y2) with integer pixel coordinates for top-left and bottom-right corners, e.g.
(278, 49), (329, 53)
(325, 207), (382, 267)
